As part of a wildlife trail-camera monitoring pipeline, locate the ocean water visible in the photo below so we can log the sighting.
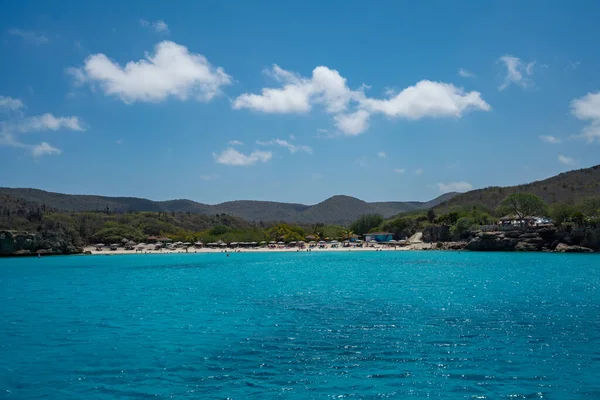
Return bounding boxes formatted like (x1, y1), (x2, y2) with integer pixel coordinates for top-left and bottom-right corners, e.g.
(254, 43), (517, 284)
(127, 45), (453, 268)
(1, 252), (600, 399)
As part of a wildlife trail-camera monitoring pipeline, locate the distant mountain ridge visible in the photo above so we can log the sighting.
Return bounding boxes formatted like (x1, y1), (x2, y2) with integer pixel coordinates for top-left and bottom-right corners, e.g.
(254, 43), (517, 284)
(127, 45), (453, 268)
(0, 188), (456, 226)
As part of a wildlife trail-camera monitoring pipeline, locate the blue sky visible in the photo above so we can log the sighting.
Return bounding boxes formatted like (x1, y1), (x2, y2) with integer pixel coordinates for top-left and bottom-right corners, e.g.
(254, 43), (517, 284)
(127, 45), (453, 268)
(1, 0), (599, 205)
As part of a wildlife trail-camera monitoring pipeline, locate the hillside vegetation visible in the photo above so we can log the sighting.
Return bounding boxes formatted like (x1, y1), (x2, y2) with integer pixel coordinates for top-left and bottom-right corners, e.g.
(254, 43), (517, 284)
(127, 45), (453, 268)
(0, 188), (455, 225)
(435, 165), (600, 212)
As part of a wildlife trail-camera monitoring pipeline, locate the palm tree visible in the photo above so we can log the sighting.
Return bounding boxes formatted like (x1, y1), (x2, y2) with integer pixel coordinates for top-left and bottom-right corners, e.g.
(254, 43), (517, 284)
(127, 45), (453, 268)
(342, 229), (354, 241)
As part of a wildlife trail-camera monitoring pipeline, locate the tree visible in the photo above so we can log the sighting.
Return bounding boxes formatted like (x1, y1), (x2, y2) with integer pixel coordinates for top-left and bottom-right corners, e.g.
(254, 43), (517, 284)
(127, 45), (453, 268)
(342, 229), (354, 241)
(349, 214), (383, 235)
(580, 197), (600, 219)
(209, 225), (229, 236)
(426, 209), (436, 223)
(265, 224), (305, 242)
(498, 193), (547, 220)
(437, 212), (460, 226)
(382, 217), (412, 239)
(548, 203), (576, 227)
(571, 211), (586, 227)
(450, 217), (473, 238)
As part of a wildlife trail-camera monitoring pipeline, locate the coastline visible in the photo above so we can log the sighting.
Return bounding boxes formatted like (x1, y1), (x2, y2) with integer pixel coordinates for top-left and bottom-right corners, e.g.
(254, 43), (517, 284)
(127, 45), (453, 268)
(80, 243), (435, 256)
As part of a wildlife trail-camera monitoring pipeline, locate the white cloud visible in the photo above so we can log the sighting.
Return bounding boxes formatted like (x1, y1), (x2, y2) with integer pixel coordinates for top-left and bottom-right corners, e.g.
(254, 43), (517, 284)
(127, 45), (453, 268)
(228, 140), (244, 146)
(152, 20), (169, 34)
(437, 181), (473, 193)
(570, 91), (600, 143)
(356, 156), (368, 167)
(213, 148), (272, 166)
(0, 98), (85, 157)
(31, 142), (61, 157)
(0, 96), (24, 111)
(540, 135), (562, 144)
(334, 109), (370, 135)
(377, 151), (386, 158)
(315, 128), (339, 139)
(70, 41), (232, 103)
(567, 61), (581, 71)
(234, 65), (490, 136)
(256, 138), (312, 154)
(140, 19), (170, 34)
(18, 114), (85, 132)
(458, 68), (475, 78)
(360, 80), (490, 119)
(558, 154), (576, 165)
(200, 173), (219, 181)
(415, 168), (424, 175)
(498, 55), (535, 91)
(8, 29), (48, 45)
(393, 168), (405, 174)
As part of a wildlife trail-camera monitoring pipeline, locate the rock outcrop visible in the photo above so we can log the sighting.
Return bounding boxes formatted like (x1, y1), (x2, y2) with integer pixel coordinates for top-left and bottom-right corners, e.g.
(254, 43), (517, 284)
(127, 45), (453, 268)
(422, 225), (450, 243)
(554, 243), (593, 253)
(464, 227), (598, 252)
(0, 230), (83, 256)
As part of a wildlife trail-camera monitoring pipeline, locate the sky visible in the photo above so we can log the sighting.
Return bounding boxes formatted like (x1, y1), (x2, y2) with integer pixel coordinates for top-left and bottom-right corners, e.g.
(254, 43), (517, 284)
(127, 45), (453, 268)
(1, 0), (599, 205)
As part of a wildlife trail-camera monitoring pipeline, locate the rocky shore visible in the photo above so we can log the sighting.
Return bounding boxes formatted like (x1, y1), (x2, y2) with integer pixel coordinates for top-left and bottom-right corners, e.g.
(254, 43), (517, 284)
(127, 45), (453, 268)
(421, 226), (598, 253)
(0, 230), (83, 257)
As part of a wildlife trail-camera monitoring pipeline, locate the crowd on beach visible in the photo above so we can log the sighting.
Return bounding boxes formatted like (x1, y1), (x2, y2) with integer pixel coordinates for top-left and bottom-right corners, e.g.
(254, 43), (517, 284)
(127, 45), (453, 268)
(84, 238), (426, 255)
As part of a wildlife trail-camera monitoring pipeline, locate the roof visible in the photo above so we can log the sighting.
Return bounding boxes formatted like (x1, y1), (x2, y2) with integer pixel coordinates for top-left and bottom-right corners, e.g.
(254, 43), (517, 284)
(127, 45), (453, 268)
(364, 232), (393, 236)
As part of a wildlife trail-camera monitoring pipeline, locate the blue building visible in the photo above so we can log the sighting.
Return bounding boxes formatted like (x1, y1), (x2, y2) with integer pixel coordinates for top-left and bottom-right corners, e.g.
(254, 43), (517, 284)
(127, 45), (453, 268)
(364, 232), (393, 243)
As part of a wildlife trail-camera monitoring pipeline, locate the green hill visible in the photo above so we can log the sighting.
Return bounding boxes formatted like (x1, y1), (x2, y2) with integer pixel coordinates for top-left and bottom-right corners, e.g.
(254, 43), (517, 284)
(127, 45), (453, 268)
(0, 188), (456, 225)
(435, 165), (600, 212)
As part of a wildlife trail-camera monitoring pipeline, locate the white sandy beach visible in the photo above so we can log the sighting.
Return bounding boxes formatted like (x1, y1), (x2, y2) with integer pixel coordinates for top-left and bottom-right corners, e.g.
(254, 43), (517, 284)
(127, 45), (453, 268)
(83, 243), (434, 255)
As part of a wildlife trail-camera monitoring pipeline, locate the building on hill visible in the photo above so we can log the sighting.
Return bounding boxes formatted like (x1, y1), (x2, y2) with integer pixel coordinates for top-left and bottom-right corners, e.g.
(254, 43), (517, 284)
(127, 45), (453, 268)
(364, 232), (393, 243)
(498, 214), (541, 226)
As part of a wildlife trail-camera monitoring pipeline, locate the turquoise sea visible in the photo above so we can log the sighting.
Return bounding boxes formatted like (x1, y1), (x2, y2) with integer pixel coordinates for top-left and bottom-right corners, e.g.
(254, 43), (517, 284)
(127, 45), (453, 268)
(1, 251), (599, 399)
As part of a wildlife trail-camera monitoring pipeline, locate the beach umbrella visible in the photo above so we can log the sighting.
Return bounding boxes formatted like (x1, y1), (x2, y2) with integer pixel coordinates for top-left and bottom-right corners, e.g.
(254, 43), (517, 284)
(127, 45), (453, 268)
(121, 238), (129, 244)
(277, 241), (284, 245)
(331, 240), (339, 243)
(194, 241), (203, 246)
(269, 241), (276, 244)
(95, 243), (104, 247)
(289, 241), (296, 244)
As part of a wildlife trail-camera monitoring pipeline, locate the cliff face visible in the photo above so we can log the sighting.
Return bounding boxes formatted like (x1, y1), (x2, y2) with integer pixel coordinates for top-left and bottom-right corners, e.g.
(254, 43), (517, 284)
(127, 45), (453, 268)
(464, 227), (599, 252)
(0, 230), (83, 256)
